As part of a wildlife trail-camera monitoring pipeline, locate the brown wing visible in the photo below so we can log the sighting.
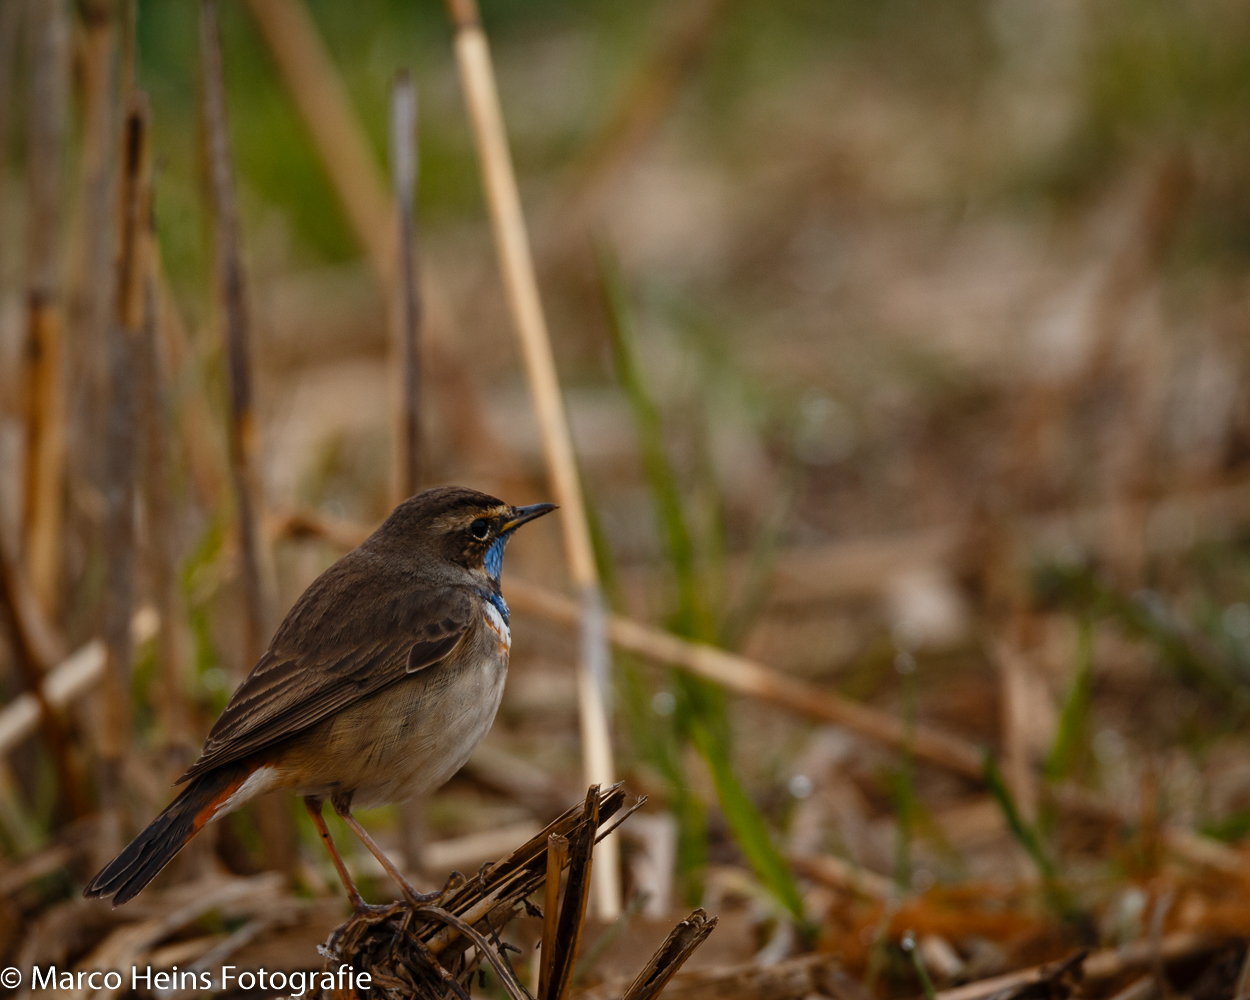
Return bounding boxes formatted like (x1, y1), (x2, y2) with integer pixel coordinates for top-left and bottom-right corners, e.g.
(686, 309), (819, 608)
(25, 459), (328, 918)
(178, 558), (473, 784)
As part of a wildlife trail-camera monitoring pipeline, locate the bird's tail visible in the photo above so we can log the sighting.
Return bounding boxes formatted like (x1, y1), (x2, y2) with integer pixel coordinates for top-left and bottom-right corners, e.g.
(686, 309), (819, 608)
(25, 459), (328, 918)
(83, 762), (253, 905)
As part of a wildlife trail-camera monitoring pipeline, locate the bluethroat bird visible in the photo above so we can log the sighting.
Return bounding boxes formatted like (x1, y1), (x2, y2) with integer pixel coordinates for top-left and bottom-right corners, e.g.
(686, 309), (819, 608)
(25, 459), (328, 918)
(84, 486), (555, 908)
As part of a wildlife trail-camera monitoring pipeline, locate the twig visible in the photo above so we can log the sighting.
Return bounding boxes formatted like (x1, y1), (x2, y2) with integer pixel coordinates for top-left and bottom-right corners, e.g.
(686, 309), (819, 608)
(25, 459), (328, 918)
(790, 853), (893, 902)
(935, 933), (1220, 1000)
(390, 69), (423, 499)
(0, 641), (104, 757)
(444, 0), (621, 919)
(98, 93), (153, 840)
(0, 601), (159, 761)
(200, 0), (269, 667)
(200, 0), (292, 875)
(22, 0), (70, 618)
(421, 786), (635, 957)
(415, 907), (530, 1000)
(67, 2), (119, 650)
(138, 204), (191, 765)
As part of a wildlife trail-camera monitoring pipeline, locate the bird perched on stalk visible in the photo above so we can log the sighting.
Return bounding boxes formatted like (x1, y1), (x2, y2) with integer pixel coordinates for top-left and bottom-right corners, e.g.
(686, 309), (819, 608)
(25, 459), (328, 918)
(85, 486), (556, 908)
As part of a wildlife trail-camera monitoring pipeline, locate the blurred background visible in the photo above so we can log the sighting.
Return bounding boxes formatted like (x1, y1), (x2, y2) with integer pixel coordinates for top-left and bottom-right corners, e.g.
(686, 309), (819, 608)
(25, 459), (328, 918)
(4, 0), (1250, 995)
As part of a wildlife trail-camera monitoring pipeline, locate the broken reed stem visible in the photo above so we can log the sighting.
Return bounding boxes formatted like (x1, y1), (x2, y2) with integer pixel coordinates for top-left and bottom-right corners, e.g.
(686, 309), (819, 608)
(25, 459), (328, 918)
(66, 0), (119, 688)
(538, 834), (568, 999)
(390, 70), (422, 498)
(22, 0), (71, 620)
(138, 218), (190, 765)
(444, 0), (621, 919)
(98, 94), (152, 839)
(200, 0), (294, 876)
(200, 0), (268, 667)
(546, 789), (598, 1000)
(242, 0), (394, 282)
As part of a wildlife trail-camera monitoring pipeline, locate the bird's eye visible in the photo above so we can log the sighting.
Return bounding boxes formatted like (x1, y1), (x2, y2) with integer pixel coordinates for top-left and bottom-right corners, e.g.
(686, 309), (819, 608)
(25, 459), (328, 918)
(470, 518), (489, 539)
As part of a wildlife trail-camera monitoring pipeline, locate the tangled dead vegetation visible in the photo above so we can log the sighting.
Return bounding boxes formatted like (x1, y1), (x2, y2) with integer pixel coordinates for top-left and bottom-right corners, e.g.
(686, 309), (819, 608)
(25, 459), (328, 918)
(317, 785), (717, 1000)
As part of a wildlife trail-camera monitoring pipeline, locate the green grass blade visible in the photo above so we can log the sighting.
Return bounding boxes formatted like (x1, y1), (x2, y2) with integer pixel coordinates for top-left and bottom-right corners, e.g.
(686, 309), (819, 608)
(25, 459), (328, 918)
(902, 931), (938, 1000)
(983, 751), (1057, 881)
(597, 241), (804, 919)
(691, 717), (806, 919)
(598, 241), (712, 641)
(1045, 613), (1093, 783)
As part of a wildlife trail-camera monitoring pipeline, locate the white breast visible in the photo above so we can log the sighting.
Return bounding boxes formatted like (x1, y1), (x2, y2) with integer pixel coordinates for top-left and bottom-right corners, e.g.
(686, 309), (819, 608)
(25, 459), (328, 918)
(482, 600), (511, 650)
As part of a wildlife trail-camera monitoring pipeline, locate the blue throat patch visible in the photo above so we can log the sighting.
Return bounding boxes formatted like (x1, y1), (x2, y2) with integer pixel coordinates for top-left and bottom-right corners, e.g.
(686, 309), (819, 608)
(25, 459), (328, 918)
(484, 533), (510, 582)
(481, 532), (513, 623)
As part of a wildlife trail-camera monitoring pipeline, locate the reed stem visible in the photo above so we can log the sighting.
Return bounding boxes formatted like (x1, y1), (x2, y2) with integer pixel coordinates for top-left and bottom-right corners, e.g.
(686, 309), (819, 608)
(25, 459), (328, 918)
(444, 0), (621, 918)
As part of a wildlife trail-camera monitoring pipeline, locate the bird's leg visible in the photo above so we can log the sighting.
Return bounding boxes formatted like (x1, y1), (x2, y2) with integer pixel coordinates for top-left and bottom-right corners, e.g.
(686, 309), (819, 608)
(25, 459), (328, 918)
(304, 797), (374, 913)
(330, 793), (446, 906)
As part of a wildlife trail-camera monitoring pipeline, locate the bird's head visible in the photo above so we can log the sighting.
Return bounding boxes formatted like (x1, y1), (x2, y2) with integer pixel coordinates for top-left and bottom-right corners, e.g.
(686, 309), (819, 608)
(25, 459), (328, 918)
(372, 485), (556, 584)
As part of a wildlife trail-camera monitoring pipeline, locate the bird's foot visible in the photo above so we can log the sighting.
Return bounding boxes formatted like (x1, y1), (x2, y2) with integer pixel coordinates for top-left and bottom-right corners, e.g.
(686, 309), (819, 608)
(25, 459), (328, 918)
(405, 870), (466, 909)
(350, 898), (401, 918)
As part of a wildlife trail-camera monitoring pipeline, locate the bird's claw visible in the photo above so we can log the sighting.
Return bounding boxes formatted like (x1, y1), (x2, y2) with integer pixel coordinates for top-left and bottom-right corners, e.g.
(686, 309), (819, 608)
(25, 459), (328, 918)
(405, 870), (466, 909)
(351, 899), (400, 918)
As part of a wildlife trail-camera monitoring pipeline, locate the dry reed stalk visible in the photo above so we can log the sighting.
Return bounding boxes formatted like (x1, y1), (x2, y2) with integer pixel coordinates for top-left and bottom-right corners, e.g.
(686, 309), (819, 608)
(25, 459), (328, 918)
(200, 0), (294, 876)
(151, 246), (229, 512)
(138, 217), (191, 768)
(543, 789), (597, 1000)
(789, 852), (894, 901)
(538, 834), (567, 999)
(319, 786), (707, 1000)
(0, 640), (105, 757)
(0, 535), (88, 819)
(505, 579), (986, 779)
(64, 0), (118, 660)
(0, 607), (159, 760)
(617, 909), (718, 1000)
(21, 0), (70, 620)
(200, 0), (268, 666)
(390, 69), (422, 499)
(389, 67), (427, 877)
(934, 933), (1221, 1000)
(444, 0), (622, 919)
(97, 94), (153, 847)
(242, 0), (395, 283)
(243, 0), (518, 490)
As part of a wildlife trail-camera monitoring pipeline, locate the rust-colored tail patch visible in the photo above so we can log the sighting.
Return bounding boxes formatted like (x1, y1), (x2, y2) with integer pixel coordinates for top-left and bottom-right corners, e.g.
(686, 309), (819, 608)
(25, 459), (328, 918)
(83, 761), (255, 905)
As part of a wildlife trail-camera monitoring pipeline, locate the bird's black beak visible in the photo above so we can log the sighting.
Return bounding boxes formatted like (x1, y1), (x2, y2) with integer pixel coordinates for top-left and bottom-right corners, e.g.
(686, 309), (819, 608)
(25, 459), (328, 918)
(501, 503), (557, 533)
